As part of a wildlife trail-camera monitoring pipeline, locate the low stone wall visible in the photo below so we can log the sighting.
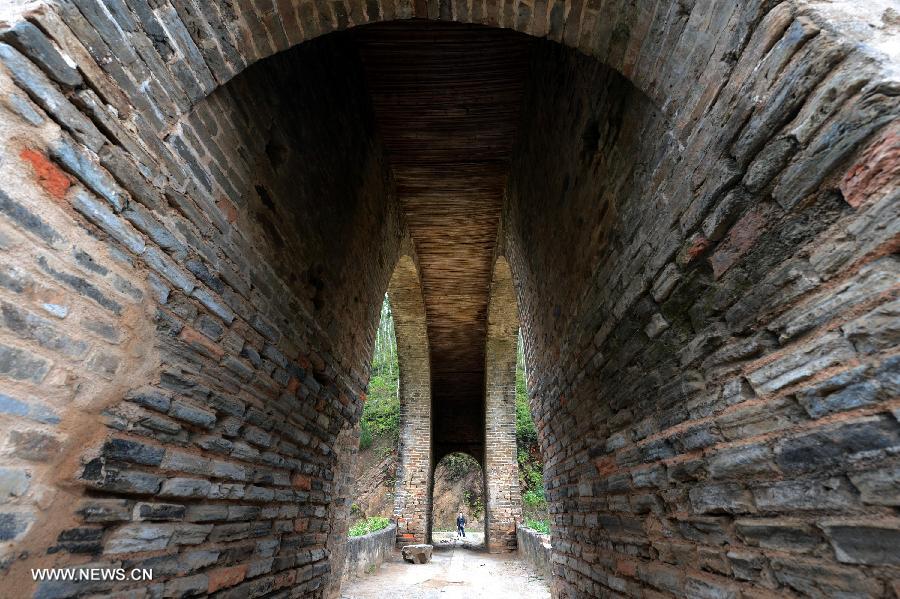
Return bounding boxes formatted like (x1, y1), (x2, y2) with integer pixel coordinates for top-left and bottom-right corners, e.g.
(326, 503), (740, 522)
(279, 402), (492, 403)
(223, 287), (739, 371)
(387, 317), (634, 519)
(343, 522), (397, 582)
(517, 525), (551, 578)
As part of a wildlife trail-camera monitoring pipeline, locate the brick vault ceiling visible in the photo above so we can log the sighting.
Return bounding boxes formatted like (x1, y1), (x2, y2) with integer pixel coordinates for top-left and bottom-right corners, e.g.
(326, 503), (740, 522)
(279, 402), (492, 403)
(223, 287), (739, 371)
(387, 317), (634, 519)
(355, 21), (532, 443)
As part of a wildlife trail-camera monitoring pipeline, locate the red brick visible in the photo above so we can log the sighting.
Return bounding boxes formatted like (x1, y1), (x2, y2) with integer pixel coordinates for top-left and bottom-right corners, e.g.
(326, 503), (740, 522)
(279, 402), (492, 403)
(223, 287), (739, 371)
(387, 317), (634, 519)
(178, 326), (224, 360)
(20, 148), (70, 200)
(208, 564), (247, 593)
(216, 196), (238, 223)
(841, 123), (900, 208)
(709, 205), (771, 279)
(595, 457), (617, 476)
(678, 234), (711, 266)
(292, 473), (311, 490)
(617, 558), (637, 578)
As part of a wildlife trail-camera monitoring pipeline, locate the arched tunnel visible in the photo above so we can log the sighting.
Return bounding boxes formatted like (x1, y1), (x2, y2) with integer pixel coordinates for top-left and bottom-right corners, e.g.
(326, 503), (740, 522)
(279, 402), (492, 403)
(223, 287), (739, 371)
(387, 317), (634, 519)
(0, 0), (897, 597)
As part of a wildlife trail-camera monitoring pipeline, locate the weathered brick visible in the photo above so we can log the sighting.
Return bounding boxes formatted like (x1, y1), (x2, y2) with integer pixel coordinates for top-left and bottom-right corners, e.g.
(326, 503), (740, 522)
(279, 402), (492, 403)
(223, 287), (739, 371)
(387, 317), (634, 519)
(753, 477), (857, 512)
(0, 188), (63, 245)
(9, 430), (62, 461)
(689, 483), (755, 514)
(51, 138), (129, 212)
(105, 523), (174, 553)
(848, 465), (900, 506)
(820, 519), (900, 566)
(708, 443), (776, 479)
(735, 518), (822, 553)
(774, 416), (900, 474)
(159, 477), (212, 499)
(0, 20), (82, 87)
(0, 43), (104, 150)
(0, 342), (51, 383)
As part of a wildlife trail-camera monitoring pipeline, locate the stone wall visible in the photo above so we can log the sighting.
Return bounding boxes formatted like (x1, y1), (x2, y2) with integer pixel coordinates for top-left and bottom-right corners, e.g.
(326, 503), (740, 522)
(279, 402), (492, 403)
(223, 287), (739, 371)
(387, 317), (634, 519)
(341, 521), (397, 581)
(517, 525), (551, 579)
(505, 5), (899, 598)
(0, 16), (400, 598)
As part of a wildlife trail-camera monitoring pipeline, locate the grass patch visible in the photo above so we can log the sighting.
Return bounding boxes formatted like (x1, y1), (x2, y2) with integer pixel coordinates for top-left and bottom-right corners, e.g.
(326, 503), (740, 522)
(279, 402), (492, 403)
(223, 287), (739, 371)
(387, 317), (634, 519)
(525, 518), (550, 534)
(349, 516), (391, 537)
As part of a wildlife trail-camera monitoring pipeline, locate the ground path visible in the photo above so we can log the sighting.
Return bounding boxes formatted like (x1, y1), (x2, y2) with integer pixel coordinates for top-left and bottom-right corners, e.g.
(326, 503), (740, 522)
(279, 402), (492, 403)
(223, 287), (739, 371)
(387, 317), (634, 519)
(341, 534), (551, 599)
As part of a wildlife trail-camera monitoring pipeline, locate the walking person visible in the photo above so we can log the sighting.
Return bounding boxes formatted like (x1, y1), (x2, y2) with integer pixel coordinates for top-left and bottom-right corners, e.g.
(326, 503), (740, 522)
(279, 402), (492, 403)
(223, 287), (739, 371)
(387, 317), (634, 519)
(456, 512), (467, 538)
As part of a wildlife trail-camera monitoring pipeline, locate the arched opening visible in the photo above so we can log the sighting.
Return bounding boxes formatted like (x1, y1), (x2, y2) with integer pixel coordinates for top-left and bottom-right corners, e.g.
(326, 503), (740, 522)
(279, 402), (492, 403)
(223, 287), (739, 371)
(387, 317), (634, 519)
(349, 293), (400, 534)
(0, 3), (895, 598)
(429, 451), (486, 549)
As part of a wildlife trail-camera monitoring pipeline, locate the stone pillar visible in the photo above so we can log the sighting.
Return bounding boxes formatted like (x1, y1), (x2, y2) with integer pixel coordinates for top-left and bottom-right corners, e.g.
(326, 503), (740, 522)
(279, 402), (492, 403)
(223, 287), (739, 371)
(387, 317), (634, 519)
(388, 253), (432, 545)
(484, 257), (522, 552)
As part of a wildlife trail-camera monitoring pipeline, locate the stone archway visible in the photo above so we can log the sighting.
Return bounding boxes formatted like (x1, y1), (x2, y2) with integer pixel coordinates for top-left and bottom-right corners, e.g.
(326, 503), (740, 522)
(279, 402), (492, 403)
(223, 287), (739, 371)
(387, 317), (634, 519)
(0, 2), (895, 598)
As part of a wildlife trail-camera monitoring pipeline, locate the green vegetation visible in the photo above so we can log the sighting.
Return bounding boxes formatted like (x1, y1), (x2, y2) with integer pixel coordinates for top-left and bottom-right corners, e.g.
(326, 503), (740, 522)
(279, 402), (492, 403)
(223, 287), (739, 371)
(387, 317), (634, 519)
(349, 516), (391, 537)
(516, 330), (549, 530)
(360, 295), (400, 450)
(525, 517), (551, 534)
(443, 452), (480, 481)
(464, 487), (485, 521)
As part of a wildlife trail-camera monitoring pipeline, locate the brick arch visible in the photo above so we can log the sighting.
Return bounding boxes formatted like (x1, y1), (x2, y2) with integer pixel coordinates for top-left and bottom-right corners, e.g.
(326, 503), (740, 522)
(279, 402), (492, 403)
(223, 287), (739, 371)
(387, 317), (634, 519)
(428, 450), (487, 542)
(387, 248), (433, 546)
(0, 1), (896, 598)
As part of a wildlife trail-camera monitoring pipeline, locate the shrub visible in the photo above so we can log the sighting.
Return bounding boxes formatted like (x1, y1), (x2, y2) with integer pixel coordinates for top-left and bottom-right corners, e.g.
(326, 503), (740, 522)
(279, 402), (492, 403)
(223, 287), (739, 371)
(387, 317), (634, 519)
(349, 516), (391, 537)
(442, 452), (479, 481)
(515, 364), (538, 450)
(525, 518), (550, 534)
(523, 488), (546, 508)
(359, 420), (373, 450)
(359, 372), (400, 449)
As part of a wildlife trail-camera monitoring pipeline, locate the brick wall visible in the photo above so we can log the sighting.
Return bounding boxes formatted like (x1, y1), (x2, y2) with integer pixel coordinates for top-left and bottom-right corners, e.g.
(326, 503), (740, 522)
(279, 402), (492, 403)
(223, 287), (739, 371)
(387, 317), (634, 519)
(504, 8), (899, 598)
(0, 21), (400, 598)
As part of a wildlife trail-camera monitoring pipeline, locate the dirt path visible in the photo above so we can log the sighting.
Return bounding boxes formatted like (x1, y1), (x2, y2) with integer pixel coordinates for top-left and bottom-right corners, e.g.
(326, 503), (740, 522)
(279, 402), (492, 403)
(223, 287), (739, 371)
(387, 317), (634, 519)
(341, 543), (551, 599)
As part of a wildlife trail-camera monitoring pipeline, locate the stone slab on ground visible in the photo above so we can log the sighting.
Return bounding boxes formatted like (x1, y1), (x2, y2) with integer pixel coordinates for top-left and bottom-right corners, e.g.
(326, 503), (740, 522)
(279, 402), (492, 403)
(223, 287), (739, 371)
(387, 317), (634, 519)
(401, 544), (433, 564)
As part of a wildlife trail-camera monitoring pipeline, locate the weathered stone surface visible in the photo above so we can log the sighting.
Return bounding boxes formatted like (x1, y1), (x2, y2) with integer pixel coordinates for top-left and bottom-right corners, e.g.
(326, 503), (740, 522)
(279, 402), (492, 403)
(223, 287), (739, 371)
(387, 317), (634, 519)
(848, 465), (900, 506)
(820, 519), (900, 566)
(735, 519), (822, 553)
(753, 477), (857, 512)
(774, 416), (900, 475)
(689, 483), (755, 515)
(401, 544), (433, 564)
(105, 523), (174, 553)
